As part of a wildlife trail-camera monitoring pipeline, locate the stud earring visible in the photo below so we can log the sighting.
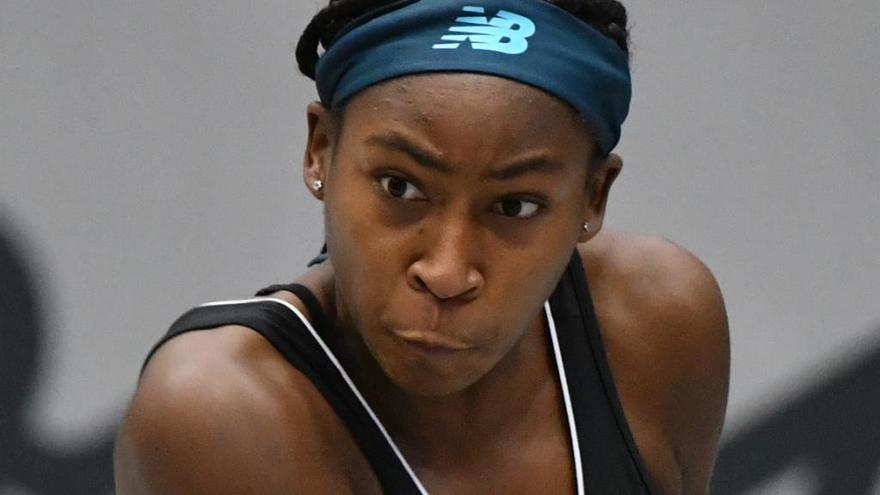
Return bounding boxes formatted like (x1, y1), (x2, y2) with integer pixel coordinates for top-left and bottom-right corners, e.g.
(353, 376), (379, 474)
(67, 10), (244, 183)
(312, 179), (324, 192)
(584, 223), (592, 233)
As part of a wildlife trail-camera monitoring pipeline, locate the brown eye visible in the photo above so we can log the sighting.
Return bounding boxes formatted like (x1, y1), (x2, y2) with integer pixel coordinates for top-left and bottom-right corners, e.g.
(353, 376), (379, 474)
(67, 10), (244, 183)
(494, 199), (541, 219)
(379, 176), (426, 200)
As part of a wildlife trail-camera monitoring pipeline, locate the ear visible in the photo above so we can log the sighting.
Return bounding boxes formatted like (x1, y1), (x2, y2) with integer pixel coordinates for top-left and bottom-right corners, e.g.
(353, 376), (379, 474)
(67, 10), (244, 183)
(578, 153), (623, 242)
(303, 101), (336, 201)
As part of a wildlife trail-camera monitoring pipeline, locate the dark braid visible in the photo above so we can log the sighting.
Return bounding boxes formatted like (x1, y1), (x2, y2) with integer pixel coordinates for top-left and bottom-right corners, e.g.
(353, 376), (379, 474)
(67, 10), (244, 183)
(545, 0), (628, 52)
(296, 0), (629, 80)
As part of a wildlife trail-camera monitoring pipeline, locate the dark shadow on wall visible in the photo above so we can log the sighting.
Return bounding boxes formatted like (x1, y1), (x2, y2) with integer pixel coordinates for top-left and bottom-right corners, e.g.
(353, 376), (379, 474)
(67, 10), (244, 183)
(712, 334), (880, 495)
(0, 218), (115, 495)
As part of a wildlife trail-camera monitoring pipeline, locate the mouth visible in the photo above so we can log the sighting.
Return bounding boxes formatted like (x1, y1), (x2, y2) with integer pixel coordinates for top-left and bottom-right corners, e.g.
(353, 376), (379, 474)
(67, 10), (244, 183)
(392, 329), (475, 356)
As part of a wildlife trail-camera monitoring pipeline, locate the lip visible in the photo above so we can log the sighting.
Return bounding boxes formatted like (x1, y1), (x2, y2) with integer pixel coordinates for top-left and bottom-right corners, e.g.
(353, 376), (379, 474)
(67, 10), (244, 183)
(392, 330), (475, 355)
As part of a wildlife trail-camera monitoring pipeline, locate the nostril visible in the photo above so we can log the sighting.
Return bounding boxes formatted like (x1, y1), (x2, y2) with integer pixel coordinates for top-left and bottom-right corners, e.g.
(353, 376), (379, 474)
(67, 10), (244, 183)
(457, 285), (479, 301)
(412, 274), (428, 292)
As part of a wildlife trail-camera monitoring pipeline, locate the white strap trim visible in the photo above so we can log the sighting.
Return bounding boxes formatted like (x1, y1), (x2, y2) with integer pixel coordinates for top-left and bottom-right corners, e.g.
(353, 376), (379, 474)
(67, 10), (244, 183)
(200, 297), (430, 495)
(544, 301), (586, 495)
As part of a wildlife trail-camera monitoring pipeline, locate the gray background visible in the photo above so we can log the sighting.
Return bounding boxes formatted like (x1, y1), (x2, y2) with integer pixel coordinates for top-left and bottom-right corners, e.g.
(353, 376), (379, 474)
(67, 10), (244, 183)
(1, 1), (878, 493)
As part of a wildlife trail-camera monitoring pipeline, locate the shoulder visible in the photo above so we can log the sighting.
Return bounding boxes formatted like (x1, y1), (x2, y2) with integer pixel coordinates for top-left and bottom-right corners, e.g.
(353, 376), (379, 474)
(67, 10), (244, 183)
(579, 230), (729, 494)
(114, 309), (360, 494)
(580, 230), (728, 354)
(581, 229), (724, 308)
(579, 229), (728, 356)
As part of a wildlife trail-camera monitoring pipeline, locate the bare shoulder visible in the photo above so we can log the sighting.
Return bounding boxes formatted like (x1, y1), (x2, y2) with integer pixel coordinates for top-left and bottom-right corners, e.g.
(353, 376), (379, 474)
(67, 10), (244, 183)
(579, 229), (730, 495)
(579, 229), (727, 352)
(114, 312), (363, 494)
(581, 229), (723, 301)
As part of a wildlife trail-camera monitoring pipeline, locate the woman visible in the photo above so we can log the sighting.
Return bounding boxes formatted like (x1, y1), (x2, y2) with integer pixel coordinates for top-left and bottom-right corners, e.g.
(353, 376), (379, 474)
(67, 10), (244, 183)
(114, 1), (729, 493)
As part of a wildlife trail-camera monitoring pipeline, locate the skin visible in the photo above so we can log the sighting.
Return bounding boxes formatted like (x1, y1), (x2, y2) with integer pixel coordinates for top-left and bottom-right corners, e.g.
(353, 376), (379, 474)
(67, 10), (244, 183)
(115, 74), (729, 494)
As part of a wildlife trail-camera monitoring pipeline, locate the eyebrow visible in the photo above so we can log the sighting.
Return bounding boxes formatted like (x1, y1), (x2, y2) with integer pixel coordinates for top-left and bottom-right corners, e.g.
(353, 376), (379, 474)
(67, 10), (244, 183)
(364, 132), (565, 180)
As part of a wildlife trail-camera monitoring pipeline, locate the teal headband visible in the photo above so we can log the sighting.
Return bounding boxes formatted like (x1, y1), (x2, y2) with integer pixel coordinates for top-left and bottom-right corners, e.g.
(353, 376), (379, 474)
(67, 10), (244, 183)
(315, 0), (632, 154)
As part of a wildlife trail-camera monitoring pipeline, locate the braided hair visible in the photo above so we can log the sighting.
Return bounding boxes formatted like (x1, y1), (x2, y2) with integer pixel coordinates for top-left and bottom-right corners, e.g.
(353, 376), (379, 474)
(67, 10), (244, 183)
(296, 0), (630, 80)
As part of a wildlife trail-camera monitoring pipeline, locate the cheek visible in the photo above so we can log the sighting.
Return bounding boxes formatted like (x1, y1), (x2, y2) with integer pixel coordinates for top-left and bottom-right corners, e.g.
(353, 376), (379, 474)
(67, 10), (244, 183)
(324, 170), (414, 314)
(488, 227), (578, 296)
(328, 195), (398, 262)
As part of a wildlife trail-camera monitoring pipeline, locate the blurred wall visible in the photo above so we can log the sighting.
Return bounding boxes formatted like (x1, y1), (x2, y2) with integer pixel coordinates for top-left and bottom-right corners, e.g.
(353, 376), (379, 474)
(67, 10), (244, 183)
(1, 1), (877, 493)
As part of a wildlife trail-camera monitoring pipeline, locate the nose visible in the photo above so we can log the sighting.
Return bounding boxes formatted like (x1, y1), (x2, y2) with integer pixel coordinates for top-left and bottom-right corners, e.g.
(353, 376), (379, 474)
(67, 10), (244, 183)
(407, 220), (484, 301)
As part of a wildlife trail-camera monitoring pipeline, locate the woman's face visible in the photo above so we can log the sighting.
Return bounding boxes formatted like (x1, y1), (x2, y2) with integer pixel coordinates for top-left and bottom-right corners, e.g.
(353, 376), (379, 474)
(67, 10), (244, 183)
(306, 73), (614, 396)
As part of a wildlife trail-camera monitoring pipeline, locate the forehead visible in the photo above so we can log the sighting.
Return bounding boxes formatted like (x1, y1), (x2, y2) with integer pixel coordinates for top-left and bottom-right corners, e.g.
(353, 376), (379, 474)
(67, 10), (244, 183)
(337, 73), (596, 167)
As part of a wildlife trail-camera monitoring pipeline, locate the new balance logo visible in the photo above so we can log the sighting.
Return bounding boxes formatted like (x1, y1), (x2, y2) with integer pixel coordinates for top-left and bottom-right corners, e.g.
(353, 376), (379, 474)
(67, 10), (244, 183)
(432, 6), (536, 55)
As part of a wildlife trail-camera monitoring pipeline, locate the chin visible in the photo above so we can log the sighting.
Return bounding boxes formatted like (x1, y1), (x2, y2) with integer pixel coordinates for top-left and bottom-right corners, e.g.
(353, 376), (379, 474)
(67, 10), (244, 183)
(384, 367), (482, 398)
(369, 336), (489, 398)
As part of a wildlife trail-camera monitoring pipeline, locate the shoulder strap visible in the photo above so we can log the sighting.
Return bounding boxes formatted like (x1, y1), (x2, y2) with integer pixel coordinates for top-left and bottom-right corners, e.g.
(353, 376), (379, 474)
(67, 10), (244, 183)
(255, 282), (332, 334)
(142, 298), (425, 494)
(549, 250), (658, 494)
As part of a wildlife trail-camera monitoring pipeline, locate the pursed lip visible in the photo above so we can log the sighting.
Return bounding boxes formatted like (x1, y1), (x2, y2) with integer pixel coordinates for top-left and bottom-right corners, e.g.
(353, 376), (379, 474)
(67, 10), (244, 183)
(392, 329), (475, 353)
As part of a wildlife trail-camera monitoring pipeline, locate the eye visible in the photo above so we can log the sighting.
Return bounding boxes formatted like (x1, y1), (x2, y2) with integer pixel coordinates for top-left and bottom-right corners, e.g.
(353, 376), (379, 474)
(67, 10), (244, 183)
(493, 198), (542, 219)
(379, 176), (426, 200)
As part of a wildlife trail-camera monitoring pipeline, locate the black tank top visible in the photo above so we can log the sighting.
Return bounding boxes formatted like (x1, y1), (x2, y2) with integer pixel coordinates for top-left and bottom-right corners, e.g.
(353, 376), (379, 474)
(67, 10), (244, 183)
(144, 250), (656, 494)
